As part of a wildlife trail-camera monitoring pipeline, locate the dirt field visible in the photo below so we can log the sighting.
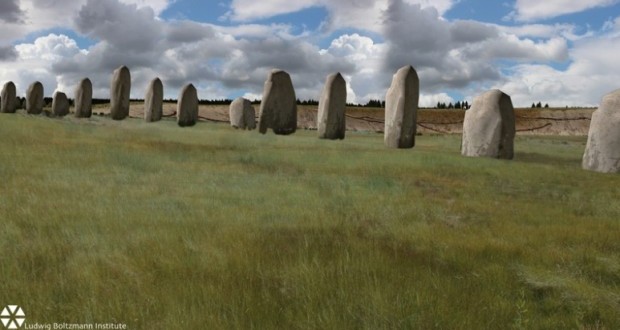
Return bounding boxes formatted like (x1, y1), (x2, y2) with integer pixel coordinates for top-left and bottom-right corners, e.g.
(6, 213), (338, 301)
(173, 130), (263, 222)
(93, 103), (595, 136)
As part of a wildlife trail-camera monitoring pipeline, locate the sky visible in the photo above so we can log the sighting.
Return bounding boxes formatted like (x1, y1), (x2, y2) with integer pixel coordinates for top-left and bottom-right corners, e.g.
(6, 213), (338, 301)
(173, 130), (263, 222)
(1, 0), (619, 107)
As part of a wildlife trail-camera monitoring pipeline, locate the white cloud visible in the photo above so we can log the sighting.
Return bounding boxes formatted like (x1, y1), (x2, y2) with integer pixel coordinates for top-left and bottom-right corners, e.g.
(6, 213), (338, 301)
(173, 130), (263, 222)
(493, 27), (620, 107)
(226, 0), (457, 33)
(420, 93), (454, 107)
(510, 0), (620, 22)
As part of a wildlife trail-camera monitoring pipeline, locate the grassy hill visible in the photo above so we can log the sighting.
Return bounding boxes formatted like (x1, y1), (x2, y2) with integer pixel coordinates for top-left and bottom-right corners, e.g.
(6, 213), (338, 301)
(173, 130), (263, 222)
(1, 113), (619, 329)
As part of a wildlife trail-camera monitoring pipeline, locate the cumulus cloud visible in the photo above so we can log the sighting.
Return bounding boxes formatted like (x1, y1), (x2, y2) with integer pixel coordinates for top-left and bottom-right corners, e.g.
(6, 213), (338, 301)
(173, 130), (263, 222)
(383, 0), (571, 97)
(494, 29), (620, 107)
(510, 0), (620, 22)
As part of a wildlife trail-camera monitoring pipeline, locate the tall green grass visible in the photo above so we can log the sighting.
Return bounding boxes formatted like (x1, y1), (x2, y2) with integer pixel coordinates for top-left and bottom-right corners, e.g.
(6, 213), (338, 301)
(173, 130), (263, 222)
(1, 113), (619, 329)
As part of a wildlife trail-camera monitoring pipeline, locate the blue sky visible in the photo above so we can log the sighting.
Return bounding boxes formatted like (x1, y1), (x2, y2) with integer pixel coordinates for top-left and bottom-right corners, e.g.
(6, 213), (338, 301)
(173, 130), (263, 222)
(1, 0), (620, 107)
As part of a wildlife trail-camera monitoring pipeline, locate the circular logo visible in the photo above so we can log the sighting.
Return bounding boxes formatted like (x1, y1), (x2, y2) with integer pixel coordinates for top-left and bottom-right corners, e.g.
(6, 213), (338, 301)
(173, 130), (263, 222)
(0, 306), (25, 329)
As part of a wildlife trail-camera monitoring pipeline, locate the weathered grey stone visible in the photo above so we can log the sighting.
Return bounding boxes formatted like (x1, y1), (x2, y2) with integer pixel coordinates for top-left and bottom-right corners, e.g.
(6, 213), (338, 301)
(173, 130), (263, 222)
(384, 65), (419, 148)
(145, 77), (163, 122)
(318, 72), (347, 140)
(258, 69), (297, 135)
(177, 83), (198, 127)
(110, 65), (131, 120)
(229, 97), (256, 130)
(461, 89), (515, 159)
(1, 81), (17, 113)
(52, 91), (69, 116)
(245, 103), (256, 130)
(582, 89), (620, 173)
(26, 81), (44, 114)
(75, 78), (92, 118)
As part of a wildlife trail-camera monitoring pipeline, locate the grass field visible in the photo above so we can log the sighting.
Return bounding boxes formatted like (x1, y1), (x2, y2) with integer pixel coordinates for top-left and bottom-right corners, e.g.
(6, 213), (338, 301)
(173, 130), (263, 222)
(1, 113), (619, 329)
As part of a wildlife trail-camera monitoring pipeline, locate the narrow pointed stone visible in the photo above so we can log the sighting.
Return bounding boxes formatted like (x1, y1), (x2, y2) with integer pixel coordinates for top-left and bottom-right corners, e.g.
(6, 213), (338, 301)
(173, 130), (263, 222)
(177, 84), (198, 127)
(461, 89), (515, 159)
(110, 65), (131, 120)
(258, 69), (297, 135)
(1, 81), (17, 113)
(318, 72), (347, 140)
(583, 89), (620, 173)
(145, 78), (163, 122)
(74, 78), (92, 118)
(26, 81), (44, 114)
(384, 65), (419, 148)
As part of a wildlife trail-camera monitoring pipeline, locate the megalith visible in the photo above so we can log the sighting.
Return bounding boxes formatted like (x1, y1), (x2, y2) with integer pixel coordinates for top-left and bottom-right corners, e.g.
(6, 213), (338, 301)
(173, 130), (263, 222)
(177, 83), (198, 127)
(1, 81), (17, 113)
(318, 72), (347, 140)
(384, 65), (419, 148)
(258, 69), (297, 135)
(229, 97), (256, 130)
(110, 65), (131, 120)
(26, 81), (44, 114)
(75, 78), (92, 118)
(461, 89), (515, 159)
(52, 91), (69, 117)
(582, 89), (620, 173)
(145, 77), (163, 122)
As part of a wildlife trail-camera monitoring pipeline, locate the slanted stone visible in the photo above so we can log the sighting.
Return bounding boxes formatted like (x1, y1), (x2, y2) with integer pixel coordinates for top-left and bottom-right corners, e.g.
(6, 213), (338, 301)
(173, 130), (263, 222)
(384, 65), (419, 148)
(75, 78), (92, 118)
(318, 72), (347, 140)
(110, 65), (131, 120)
(582, 89), (620, 173)
(1, 81), (17, 113)
(229, 97), (256, 130)
(461, 89), (515, 159)
(52, 91), (69, 117)
(26, 81), (44, 114)
(145, 78), (163, 122)
(258, 69), (297, 135)
(177, 83), (198, 127)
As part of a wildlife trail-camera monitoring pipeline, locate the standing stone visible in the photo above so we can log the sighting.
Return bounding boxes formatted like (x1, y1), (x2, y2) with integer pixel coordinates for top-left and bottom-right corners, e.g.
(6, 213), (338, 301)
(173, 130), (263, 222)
(52, 91), (69, 117)
(1, 81), (17, 113)
(177, 84), (198, 127)
(258, 69), (297, 135)
(145, 78), (163, 122)
(229, 97), (256, 130)
(461, 89), (515, 159)
(26, 81), (44, 114)
(110, 65), (131, 120)
(582, 89), (620, 173)
(75, 78), (92, 118)
(245, 102), (256, 130)
(384, 65), (419, 148)
(318, 72), (347, 140)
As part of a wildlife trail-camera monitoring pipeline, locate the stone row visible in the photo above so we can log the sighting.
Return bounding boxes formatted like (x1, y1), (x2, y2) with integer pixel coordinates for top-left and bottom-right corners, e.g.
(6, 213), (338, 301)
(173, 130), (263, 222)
(1, 65), (618, 173)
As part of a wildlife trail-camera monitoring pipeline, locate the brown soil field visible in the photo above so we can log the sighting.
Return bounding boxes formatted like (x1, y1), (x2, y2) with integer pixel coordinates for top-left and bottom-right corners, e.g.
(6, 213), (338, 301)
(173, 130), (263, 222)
(92, 103), (595, 136)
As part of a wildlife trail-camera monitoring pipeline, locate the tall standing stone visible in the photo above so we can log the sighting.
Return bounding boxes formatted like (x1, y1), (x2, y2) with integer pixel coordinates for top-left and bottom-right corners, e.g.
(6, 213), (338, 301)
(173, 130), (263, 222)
(582, 89), (620, 173)
(26, 81), (44, 114)
(177, 84), (198, 127)
(258, 69), (297, 135)
(384, 65), (419, 148)
(145, 78), (163, 122)
(110, 65), (131, 120)
(1, 81), (17, 113)
(52, 91), (69, 117)
(229, 97), (256, 130)
(75, 78), (92, 118)
(461, 89), (515, 159)
(318, 72), (347, 140)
